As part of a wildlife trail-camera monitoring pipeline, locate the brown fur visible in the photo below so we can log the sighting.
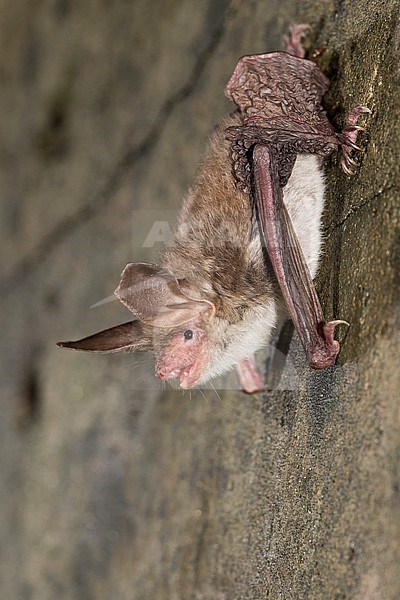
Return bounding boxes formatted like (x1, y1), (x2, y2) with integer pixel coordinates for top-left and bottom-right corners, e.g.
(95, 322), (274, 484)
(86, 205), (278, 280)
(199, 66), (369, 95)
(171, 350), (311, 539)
(163, 113), (276, 324)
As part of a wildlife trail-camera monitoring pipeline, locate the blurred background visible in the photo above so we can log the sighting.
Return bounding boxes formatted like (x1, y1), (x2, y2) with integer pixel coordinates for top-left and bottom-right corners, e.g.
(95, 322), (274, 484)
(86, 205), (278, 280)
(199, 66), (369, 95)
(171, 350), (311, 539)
(0, 1), (399, 598)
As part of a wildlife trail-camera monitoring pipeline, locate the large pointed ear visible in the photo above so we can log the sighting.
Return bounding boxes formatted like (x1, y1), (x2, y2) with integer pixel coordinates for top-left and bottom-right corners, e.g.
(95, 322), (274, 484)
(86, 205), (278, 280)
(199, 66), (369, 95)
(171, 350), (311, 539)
(57, 320), (152, 353)
(114, 263), (215, 327)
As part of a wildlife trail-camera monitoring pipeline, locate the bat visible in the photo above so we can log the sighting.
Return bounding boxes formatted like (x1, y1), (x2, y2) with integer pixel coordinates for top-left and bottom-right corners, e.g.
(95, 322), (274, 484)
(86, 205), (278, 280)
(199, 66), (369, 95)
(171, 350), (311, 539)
(58, 25), (369, 393)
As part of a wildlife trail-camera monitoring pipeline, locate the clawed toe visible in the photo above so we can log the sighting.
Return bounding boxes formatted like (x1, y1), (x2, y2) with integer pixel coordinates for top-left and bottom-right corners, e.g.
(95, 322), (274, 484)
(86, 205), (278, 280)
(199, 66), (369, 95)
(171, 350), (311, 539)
(338, 105), (371, 175)
(347, 106), (372, 125)
(340, 155), (357, 176)
(342, 138), (362, 151)
(347, 124), (365, 132)
(354, 106), (372, 115)
(340, 161), (355, 176)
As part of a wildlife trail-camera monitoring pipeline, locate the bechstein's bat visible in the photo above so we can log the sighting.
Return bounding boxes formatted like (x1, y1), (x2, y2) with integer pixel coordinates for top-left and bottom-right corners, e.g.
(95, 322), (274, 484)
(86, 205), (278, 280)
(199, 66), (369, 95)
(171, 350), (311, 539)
(58, 25), (369, 393)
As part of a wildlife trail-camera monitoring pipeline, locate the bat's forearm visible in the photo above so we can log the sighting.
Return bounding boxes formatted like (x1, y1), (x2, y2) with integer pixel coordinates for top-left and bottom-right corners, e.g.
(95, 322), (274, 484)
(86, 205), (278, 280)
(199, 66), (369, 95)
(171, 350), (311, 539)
(252, 144), (343, 369)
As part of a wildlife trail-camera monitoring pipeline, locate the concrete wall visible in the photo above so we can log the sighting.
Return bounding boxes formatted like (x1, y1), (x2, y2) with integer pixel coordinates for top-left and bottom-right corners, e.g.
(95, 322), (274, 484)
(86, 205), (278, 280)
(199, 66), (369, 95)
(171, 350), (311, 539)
(0, 1), (399, 598)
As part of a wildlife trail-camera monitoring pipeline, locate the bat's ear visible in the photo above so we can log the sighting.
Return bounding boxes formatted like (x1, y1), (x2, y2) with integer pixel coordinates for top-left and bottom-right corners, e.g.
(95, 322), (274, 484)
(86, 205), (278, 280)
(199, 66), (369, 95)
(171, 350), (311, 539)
(115, 263), (215, 327)
(57, 320), (152, 353)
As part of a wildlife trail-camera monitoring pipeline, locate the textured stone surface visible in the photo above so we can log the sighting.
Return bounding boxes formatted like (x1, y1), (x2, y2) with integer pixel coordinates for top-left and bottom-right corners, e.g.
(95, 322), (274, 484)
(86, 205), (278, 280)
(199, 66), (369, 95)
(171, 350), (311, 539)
(0, 1), (399, 598)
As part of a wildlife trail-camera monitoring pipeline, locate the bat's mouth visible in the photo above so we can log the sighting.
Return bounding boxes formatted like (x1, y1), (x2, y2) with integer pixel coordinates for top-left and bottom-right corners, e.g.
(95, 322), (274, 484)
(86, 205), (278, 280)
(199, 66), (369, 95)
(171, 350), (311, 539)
(155, 360), (201, 388)
(179, 362), (201, 389)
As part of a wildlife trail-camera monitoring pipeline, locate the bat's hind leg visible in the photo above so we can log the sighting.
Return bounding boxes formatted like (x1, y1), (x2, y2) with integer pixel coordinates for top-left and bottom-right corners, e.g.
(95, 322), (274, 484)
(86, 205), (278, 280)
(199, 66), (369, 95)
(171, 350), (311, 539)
(283, 24), (309, 58)
(337, 106), (371, 175)
(236, 356), (264, 394)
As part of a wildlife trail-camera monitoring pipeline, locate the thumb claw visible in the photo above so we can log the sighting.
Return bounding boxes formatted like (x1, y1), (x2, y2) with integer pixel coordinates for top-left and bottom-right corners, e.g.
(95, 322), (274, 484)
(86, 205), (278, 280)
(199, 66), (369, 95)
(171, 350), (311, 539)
(323, 319), (349, 345)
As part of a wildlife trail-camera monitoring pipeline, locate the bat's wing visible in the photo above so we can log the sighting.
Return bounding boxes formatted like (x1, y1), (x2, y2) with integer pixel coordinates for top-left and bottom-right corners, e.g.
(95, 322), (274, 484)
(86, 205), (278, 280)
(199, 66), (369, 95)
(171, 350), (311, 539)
(225, 51), (330, 125)
(252, 144), (344, 368)
(225, 52), (338, 193)
(225, 51), (345, 368)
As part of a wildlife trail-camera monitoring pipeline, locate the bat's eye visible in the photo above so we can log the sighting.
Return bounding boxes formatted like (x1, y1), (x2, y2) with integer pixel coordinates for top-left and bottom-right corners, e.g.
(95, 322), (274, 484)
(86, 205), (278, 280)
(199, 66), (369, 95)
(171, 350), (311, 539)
(184, 330), (193, 340)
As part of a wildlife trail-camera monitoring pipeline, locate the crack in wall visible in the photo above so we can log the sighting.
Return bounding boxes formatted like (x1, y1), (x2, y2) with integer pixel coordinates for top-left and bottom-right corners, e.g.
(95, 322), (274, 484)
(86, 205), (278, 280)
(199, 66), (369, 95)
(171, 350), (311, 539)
(1, 1), (239, 295)
(325, 184), (398, 237)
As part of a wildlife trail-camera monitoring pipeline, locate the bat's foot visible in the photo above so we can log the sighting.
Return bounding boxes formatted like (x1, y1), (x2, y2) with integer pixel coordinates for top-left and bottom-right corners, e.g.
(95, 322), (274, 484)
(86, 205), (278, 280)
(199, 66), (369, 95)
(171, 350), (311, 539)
(283, 24), (309, 58)
(236, 356), (264, 394)
(337, 106), (371, 175)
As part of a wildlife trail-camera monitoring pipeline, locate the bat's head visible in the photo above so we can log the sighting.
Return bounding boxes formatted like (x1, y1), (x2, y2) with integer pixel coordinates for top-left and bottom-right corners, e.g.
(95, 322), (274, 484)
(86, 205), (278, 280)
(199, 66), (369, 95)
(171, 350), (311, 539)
(152, 316), (209, 388)
(57, 263), (216, 388)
